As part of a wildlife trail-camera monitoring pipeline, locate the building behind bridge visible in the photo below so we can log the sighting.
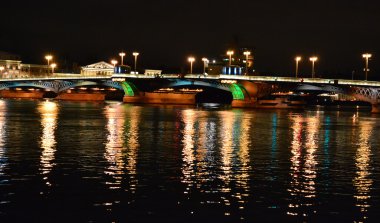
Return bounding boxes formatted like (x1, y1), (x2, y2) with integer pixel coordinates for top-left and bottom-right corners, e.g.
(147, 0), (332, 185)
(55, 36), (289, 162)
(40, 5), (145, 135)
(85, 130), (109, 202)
(0, 51), (53, 78)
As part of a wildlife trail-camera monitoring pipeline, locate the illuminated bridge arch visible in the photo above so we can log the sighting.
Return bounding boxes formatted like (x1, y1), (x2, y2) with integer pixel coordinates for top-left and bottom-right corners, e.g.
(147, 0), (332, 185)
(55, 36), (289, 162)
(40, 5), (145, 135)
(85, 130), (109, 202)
(0, 81), (59, 92)
(57, 80), (123, 93)
(167, 79), (249, 100)
(121, 81), (139, 96)
(167, 79), (231, 91)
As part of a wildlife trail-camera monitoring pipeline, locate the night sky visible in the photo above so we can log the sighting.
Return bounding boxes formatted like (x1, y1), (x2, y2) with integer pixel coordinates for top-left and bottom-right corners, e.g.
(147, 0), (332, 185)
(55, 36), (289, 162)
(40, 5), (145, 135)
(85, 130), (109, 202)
(1, 0), (380, 78)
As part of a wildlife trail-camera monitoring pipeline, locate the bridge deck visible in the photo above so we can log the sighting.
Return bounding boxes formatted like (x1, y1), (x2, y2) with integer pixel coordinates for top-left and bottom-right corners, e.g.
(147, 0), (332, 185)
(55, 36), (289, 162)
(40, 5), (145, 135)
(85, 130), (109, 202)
(1, 73), (380, 87)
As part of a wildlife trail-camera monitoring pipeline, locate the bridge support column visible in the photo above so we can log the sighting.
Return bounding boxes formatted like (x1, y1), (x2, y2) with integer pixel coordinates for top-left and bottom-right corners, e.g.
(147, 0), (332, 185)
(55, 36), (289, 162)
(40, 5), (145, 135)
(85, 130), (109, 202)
(231, 98), (255, 108)
(123, 92), (196, 105)
(371, 103), (380, 113)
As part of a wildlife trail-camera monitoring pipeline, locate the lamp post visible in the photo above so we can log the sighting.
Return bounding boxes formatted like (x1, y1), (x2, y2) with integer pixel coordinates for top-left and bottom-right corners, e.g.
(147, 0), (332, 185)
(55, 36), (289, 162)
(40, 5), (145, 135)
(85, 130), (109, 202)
(309, 56), (318, 78)
(201, 58), (209, 75)
(227, 50), (234, 66)
(45, 55), (53, 73)
(45, 55), (53, 66)
(295, 56), (302, 78)
(50, 63), (57, 74)
(243, 51), (251, 75)
(188, 57), (195, 74)
(119, 52), (126, 65)
(362, 53), (372, 81)
(111, 60), (118, 74)
(133, 52), (139, 73)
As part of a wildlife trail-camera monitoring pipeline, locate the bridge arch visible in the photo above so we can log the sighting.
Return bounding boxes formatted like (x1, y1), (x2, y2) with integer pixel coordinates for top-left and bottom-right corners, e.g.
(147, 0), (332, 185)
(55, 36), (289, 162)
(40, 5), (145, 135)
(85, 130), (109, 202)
(57, 80), (123, 93)
(0, 81), (58, 92)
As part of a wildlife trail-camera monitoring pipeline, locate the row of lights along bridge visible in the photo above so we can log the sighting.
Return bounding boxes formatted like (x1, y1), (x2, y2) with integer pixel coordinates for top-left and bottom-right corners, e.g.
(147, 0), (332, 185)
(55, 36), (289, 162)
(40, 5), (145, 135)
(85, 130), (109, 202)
(294, 54), (372, 80)
(187, 51), (373, 80)
(36, 51), (373, 80)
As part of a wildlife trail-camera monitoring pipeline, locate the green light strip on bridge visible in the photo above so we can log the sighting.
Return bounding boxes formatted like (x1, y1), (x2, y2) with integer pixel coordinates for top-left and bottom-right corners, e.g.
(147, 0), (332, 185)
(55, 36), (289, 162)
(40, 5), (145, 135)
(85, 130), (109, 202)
(229, 83), (245, 100)
(121, 81), (136, 96)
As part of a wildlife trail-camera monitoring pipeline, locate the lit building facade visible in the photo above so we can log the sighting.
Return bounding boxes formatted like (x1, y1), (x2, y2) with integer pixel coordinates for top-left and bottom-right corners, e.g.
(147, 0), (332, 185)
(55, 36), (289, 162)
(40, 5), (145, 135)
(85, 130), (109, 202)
(81, 61), (115, 76)
(1, 51), (52, 78)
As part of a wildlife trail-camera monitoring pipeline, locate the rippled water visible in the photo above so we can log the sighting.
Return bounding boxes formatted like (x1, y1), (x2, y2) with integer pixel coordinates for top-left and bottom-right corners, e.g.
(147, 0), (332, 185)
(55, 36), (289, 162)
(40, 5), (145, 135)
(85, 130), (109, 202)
(0, 99), (380, 222)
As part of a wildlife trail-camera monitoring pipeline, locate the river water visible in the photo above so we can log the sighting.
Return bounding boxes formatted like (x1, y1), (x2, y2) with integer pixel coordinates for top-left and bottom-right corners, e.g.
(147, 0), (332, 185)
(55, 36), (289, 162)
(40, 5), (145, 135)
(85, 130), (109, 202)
(0, 99), (379, 222)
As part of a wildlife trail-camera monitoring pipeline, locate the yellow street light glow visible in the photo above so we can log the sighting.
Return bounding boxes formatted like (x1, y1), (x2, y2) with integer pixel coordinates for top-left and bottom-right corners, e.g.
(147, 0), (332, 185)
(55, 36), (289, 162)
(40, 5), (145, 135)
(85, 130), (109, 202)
(50, 63), (57, 73)
(202, 58), (209, 74)
(45, 55), (53, 66)
(309, 56), (318, 62)
(362, 53), (372, 59)
(362, 53), (372, 81)
(227, 50), (234, 66)
(119, 52), (126, 65)
(111, 59), (118, 67)
(295, 56), (302, 78)
(133, 52), (139, 72)
(243, 51), (251, 75)
(188, 57), (195, 74)
(309, 56), (318, 78)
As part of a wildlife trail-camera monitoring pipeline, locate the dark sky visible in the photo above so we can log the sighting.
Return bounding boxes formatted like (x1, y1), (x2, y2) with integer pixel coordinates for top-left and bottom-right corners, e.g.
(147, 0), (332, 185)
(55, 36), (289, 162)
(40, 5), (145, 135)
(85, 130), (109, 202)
(1, 0), (380, 78)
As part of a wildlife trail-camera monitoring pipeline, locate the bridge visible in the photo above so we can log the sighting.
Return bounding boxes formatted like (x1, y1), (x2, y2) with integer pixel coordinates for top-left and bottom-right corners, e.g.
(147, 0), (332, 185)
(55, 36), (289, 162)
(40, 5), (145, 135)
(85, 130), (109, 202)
(1, 73), (380, 112)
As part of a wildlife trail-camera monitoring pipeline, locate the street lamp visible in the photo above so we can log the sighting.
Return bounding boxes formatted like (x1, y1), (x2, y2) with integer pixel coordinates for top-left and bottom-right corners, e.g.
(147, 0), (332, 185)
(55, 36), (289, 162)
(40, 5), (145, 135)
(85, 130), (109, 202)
(133, 52), (139, 73)
(295, 56), (302, 78)
(119, 52), (126, 65)
(309, 56), (318, 78)
(111, 59), (118, 67)
(362, 53), (372, 81)
(201, 58), (209, 74)
(243, 51), (251, 75)
(50, 63), (57, 74)
(45, 55), (53, 73)
(45, 55), (53, 66)
(227, 50), (234, 66)
(188, 57), (195, 74)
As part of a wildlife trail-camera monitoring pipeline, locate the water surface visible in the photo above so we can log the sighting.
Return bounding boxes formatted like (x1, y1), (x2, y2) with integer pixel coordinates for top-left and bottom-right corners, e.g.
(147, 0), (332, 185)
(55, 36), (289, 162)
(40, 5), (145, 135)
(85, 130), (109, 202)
(0, 99), (379, 222)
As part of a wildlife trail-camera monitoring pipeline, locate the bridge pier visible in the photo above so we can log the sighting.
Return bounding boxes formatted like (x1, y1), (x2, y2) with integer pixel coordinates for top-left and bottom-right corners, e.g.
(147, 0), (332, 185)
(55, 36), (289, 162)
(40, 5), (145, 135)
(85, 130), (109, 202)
(371, 104), (380, 113)
(123, 92), (196, 105)
(231, 99), (255, 108)
(0, 90), (45, 99)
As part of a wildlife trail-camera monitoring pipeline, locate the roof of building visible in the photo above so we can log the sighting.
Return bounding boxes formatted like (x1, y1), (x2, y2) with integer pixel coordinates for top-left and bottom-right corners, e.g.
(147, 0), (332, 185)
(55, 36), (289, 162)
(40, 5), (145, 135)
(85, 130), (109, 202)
(82, 61), (114, 69)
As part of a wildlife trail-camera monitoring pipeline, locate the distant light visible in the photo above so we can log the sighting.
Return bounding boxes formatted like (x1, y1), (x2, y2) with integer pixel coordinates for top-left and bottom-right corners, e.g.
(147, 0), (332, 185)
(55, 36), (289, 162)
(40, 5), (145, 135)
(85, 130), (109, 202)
(295, 56), (302, 62)
(309, 56), (318, 62)
(362, 53), (372, 59)
(188, 57), (195, 62)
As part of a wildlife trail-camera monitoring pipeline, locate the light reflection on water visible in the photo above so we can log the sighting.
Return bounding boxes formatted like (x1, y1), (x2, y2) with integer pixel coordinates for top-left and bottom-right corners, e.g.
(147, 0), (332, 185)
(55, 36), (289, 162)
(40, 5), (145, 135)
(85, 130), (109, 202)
(0, 100), (379, 222)
(288, 114), (319, 218)
(104, 103), (141, 193)
(354, 119), (374, 222)
(38, 100), (59, 187)
(0, 100), (7, 177)
(181, 110), (252, 218)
